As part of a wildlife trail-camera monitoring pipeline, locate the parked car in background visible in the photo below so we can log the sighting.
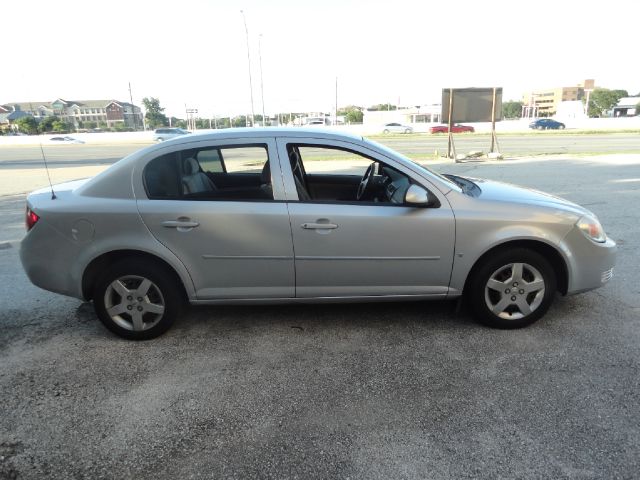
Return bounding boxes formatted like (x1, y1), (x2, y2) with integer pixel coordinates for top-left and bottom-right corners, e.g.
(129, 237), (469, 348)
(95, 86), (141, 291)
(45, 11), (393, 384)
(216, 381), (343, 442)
(529, 119), (565, 130)
(49, 136), (85, 144)
(429, 124), (475, 134)
(382, 123), (413, 134)
(20, 128), (616, 340)
(153, 128), (191, 141)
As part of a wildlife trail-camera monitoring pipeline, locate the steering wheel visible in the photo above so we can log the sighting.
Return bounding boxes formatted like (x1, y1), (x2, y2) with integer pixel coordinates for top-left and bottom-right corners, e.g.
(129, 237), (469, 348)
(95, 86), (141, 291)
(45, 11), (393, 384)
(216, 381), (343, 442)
(356, 162), (376, 200)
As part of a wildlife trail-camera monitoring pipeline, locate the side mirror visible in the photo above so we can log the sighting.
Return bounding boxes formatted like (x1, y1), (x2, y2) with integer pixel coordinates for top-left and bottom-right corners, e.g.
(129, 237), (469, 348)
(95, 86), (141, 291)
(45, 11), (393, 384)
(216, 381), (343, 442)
(405, 184), (438, 207)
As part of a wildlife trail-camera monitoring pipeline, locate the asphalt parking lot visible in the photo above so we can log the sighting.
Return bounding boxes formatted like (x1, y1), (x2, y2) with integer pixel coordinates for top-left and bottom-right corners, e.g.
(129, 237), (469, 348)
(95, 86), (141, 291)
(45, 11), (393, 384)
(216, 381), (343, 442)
(1, 153), (639, 479)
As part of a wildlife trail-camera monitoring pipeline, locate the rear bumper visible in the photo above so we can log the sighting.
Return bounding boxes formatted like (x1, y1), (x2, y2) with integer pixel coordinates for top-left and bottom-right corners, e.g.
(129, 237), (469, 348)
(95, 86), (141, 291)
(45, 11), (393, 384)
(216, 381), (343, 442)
(20, 221), (83, 299)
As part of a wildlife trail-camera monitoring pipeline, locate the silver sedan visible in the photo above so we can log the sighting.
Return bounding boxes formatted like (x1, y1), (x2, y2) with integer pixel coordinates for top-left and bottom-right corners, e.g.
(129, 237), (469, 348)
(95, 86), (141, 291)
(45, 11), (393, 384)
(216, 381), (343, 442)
(20, 128), (616, 339)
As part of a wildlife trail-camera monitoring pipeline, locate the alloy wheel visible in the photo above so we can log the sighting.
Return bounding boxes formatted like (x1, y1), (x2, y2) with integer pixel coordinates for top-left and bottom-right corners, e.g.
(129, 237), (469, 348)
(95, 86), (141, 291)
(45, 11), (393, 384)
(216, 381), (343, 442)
(103, 275), (165, 331)
(484, 262), (545, 320)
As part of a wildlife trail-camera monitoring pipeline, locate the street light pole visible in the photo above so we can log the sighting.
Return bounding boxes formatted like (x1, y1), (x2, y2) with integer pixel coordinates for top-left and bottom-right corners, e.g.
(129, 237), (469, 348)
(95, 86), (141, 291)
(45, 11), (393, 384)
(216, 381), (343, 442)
(258, 34), (266, 126)
(240, 10), (255, 127)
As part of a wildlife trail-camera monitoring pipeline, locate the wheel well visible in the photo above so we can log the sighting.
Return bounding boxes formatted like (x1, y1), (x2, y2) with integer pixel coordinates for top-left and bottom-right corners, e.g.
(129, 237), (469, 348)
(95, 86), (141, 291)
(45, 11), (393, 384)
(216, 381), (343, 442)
(463, 240), (568, 296)
(82, 250), (188, 301)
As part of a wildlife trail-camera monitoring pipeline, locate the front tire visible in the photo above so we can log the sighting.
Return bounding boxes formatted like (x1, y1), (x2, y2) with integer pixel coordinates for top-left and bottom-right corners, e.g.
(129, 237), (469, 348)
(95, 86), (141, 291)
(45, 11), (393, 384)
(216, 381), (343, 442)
(93, 259), (182, 340)
(383, 129), (390, 134)
(467, 248), (557, 329)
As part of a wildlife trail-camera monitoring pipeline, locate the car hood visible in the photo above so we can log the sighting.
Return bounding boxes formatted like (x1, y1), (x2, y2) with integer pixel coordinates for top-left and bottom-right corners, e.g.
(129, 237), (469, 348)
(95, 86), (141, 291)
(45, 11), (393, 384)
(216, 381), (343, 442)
(463, 176), (590, 217)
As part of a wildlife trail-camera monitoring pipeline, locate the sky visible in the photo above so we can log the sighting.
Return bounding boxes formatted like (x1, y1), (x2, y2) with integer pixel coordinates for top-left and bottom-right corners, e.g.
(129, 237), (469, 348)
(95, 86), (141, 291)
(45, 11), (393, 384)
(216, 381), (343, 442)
(2, 0), (638, 118)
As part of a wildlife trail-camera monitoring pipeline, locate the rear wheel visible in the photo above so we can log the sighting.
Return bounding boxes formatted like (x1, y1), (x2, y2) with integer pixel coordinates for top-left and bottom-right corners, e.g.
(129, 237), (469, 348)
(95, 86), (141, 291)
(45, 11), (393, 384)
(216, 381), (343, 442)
(383, 129), (390, 134)
(93, 259), (181, 340)
(468, 248), (556, 329)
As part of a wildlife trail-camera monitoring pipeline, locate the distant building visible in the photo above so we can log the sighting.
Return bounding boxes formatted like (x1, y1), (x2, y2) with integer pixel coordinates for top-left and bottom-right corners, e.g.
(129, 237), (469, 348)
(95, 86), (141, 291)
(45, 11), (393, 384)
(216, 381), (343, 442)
(555, 101), (587, 120)
(612, 97), (640, 117)
(0, 98), (142, 129)
(363, 105), (441, 126)
(0, 104), (31, 131)
(522, 79), (594, 117)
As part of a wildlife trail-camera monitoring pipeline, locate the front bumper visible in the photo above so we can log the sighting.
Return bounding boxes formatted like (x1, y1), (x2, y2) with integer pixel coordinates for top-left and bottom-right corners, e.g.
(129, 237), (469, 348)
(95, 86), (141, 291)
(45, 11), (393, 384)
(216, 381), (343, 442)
(563, 228), (617, 295)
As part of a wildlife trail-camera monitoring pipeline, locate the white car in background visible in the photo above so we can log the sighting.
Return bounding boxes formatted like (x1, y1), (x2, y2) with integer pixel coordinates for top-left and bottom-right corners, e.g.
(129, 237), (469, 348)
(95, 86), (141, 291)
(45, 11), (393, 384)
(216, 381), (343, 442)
(49, 136), (85, 144)
(153, 128), (191, 142)
(382, 123), (413, 134)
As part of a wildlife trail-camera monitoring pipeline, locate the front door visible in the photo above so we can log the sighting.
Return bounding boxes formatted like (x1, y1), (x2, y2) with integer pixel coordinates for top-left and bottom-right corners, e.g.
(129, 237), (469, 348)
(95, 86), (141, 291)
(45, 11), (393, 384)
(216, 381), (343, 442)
(278, 138), (455, 298)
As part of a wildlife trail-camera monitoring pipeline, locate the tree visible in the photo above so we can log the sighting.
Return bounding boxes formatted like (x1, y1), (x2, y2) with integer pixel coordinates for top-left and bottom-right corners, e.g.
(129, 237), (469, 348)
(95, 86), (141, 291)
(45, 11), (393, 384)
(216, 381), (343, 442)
(231, 115), (248, 127)
(587, 88), (628, 117)
(502, 101), (523, 119)
(338, 105), (363, 123)
(174, 118), (188, 129)
(216, 117), (231, 129)
(195, 118), (211, 129)
(368, 103), (397, 111)
(142, 97), (169, 128)
(15, 116), (38, 134)
(38, 116), (57, 133)
(51, 120), (72, 132)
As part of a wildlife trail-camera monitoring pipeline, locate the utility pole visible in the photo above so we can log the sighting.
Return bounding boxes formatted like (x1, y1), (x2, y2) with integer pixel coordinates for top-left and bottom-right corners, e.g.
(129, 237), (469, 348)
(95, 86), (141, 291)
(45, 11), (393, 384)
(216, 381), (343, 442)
(335, 77), (338, 126)
(240, 10), (255, 127)
(258, 34), (266, 126)
(128, 82), (137, 130)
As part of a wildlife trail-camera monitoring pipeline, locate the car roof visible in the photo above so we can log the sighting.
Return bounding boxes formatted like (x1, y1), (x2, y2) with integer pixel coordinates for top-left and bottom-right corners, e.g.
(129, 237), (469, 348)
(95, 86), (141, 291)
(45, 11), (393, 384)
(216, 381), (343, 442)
(153, 127), (363, 145)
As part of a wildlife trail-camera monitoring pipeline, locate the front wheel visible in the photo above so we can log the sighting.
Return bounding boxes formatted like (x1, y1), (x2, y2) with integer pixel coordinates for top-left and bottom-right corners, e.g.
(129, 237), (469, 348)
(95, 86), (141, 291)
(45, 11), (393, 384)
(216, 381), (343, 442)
(93, 259), (182, 340)
(467, 248), (557, 329)
(383, 129), (390, 134)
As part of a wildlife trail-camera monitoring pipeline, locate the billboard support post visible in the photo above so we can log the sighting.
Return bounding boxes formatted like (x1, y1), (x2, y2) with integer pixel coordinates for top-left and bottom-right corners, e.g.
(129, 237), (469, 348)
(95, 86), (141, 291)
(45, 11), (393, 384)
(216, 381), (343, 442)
(490, 87), (500, 153)
(447, 87), (456, 160)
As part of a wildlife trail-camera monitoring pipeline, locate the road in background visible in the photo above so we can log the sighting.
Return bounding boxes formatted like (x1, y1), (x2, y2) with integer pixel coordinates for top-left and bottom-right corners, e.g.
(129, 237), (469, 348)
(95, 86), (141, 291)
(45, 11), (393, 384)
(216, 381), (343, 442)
(1, 155), (639, 479)
(0, 133), (639, 171)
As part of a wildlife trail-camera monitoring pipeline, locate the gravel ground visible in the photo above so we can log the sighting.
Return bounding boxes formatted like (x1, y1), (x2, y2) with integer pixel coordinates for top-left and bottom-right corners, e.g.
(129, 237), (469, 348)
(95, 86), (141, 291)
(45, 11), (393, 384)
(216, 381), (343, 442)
(1, 155), (639, 479)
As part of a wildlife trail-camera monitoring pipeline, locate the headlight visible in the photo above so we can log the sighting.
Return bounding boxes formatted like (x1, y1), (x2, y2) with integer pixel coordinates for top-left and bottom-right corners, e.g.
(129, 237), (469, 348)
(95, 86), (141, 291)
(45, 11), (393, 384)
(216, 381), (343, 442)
(576, 214), (606, 243)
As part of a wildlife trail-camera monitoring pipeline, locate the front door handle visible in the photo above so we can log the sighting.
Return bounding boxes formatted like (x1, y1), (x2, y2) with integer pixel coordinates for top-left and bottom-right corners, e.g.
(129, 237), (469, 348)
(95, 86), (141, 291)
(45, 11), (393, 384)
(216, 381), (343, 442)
(162, 218), (200, 231)
(301, 222), (338, 230)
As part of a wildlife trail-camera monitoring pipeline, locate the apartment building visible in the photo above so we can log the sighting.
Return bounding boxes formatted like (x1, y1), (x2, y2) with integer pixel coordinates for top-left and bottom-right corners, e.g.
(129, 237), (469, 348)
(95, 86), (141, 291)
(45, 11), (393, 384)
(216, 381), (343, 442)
(0, 98), (142, 128)
(522, 80), (594, 117)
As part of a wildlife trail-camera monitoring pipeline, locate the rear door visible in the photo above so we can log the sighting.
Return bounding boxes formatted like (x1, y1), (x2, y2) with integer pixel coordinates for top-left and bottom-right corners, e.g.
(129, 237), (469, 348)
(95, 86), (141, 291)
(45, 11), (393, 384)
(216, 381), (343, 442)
(135, 137), (295, 299)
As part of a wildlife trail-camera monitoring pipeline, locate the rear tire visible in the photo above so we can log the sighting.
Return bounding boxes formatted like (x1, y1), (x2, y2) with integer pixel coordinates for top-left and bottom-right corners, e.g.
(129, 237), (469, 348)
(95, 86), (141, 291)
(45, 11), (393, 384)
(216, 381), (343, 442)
(93, 259), (181, 340)
(383, 129), (390, 134)
(467, 248), (557, 329)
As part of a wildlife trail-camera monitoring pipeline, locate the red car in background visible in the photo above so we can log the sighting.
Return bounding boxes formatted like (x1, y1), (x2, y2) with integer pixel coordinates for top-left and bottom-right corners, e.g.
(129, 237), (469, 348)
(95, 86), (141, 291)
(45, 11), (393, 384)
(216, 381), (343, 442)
(429, 124), (475, 134)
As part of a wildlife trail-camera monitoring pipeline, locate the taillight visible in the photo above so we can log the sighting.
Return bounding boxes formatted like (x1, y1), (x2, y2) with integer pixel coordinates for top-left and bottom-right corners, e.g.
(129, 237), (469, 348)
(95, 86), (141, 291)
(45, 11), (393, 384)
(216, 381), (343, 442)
(26, 207), (39, 231)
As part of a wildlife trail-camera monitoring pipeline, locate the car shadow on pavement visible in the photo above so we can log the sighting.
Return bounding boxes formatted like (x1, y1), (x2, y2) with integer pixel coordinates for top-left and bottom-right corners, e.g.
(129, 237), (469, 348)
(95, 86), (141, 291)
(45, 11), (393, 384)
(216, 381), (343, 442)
(175, 299), (475, 336)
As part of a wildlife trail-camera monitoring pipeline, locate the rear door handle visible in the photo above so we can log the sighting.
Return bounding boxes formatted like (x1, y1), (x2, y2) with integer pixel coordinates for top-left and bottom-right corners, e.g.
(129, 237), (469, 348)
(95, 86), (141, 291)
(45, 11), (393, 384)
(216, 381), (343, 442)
(301, 222), (338, 230)
(162, 219), (200, 231)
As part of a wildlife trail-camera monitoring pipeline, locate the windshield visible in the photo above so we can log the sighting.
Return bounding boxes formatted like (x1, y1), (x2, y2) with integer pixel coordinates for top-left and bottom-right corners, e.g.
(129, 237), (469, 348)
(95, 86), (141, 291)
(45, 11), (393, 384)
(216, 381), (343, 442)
(363, 137), (461, 191)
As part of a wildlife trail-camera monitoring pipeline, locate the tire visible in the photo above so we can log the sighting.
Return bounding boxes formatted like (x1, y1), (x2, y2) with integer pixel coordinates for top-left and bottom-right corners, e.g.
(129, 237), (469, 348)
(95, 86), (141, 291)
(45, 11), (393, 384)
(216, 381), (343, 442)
(383, 129), (390, 134)
(467, 248), (557, 329)
(559, 125), (565, 130)
(404, 129), (411, 134)
(93, 259), (182, 340)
